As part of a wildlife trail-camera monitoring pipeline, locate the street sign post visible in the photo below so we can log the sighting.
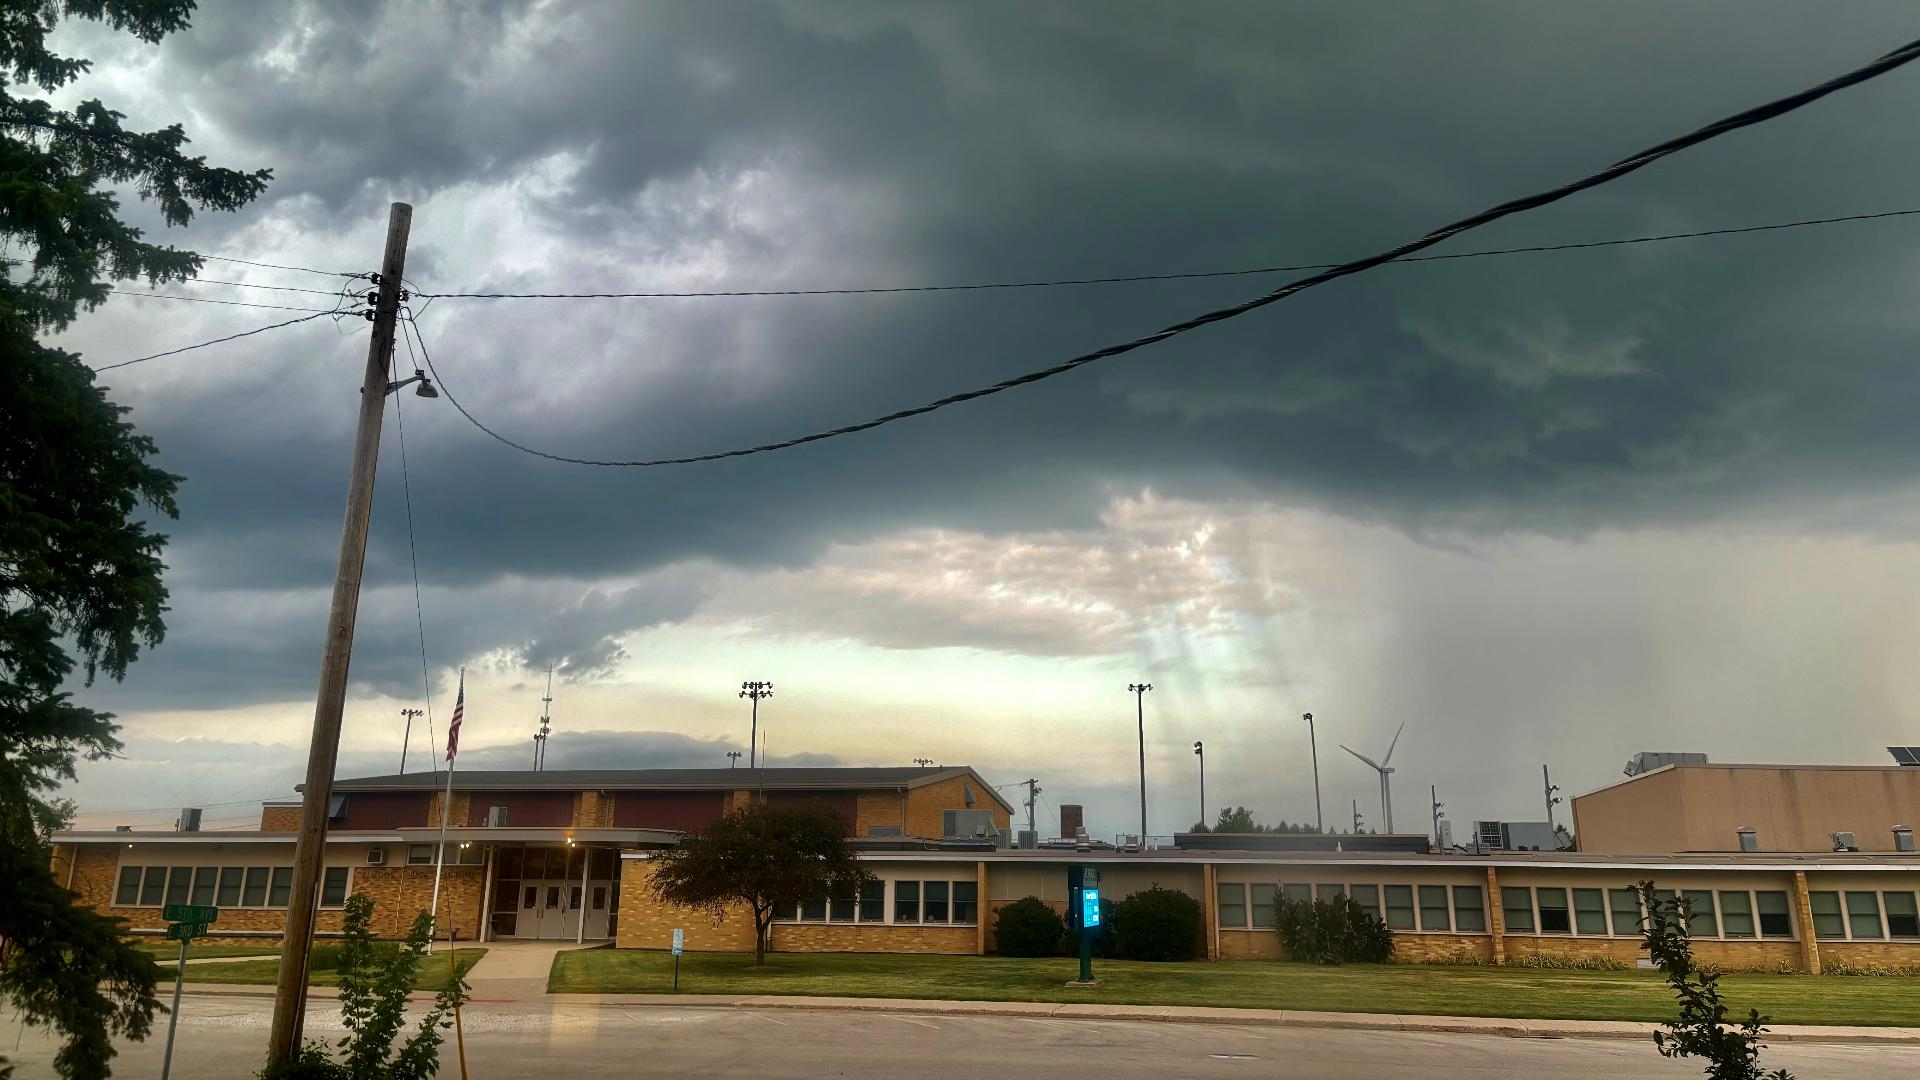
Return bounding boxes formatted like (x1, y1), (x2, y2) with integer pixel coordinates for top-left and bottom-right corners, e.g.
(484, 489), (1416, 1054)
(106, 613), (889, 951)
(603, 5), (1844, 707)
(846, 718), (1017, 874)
(159, 907), (218, 1080)
(1066, 866), (1101, 986)
(672, 928), (684, 990)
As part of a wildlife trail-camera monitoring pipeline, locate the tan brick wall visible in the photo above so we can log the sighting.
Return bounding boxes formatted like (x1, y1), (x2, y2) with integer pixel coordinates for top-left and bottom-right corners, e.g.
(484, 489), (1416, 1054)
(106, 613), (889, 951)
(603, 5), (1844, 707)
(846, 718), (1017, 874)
(1487, 867), (1506, 964)
(615, 859), (758, 951)
(1220, 929), (1494, 964)
(903, 775), (1011, 838)
(425, 791), (472, 829)
(259, 805), (302, 831)
(855, 790), (907, 835)
(772, 924), (977, 955)
(61, 845), (483, 942)
(1819, 942), (1920, 969)
(1793, 870), (1822, 974)
(574, 791), (615, 828)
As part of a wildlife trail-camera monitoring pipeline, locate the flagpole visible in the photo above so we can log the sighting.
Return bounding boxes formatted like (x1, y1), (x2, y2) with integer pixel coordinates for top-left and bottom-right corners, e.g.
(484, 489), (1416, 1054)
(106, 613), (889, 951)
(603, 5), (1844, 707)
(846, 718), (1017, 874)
(428, 668), (463, 955)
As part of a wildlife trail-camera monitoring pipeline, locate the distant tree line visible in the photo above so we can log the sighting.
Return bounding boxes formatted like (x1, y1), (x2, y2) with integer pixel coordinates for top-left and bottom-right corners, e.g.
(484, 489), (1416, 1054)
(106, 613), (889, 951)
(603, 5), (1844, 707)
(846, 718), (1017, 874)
(1189, 806), (1369, 835)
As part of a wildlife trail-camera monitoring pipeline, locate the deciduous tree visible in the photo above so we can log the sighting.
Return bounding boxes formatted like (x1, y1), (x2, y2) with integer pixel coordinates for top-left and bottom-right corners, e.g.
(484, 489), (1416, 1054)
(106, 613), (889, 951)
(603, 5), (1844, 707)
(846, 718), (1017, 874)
(645, 803), (876, 965)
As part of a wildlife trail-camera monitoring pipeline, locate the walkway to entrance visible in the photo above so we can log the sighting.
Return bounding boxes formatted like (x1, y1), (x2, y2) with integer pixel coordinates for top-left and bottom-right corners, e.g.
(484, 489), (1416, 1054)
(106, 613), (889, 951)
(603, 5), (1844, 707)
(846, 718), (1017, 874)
(461, 940), (607, 1002)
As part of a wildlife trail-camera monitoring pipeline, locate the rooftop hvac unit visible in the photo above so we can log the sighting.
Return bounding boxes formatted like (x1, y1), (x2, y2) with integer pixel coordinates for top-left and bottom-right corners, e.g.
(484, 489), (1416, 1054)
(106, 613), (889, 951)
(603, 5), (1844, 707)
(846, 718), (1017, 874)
(176, 808), (202, 833)
(1830, 831), (1860, 852)
(486, 805), (509, 827)
(365, 847), (387, 865)
(1895, 826), (1915, 853)
(1016, 829), (1038, 849)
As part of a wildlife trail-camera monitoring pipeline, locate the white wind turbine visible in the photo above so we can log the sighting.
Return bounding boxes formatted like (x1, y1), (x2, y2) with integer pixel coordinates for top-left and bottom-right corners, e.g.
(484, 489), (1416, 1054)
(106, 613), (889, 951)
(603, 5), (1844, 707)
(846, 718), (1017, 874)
(1340, 722), (1405, 834)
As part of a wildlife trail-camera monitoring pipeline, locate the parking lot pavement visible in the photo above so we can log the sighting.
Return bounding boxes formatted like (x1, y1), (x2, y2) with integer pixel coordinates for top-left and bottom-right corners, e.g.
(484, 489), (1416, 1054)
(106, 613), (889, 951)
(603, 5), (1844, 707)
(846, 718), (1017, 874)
(4, 998), (1916, 1079)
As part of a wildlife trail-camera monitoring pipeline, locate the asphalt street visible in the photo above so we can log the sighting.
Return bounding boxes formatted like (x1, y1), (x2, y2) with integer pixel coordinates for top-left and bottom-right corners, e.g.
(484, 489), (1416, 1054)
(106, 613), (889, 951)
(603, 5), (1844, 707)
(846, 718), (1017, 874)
(3, 998), (1915, 1079)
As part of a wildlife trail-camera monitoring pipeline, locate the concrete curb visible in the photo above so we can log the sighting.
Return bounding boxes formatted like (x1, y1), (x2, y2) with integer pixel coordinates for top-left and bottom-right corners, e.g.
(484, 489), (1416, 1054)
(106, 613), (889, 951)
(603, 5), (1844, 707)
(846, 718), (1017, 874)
(547, 992), (1920, 1044)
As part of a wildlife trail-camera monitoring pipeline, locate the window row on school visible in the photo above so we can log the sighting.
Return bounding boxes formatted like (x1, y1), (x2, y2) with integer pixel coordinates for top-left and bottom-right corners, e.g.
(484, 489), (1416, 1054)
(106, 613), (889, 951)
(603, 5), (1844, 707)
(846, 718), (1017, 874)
(1216, 880), (1920, 943)
(114, 865), (352, 910)
(779, 878), (979, 926)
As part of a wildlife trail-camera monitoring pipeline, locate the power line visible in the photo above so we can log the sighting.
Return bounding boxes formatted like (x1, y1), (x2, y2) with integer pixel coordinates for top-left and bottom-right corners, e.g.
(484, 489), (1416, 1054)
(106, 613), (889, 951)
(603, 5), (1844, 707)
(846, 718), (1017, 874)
(90, 310), (339, 372)
(394, 327), (440, 776)
(414, 207), (1920, 301)
(107, 290), (341, 314)
(171, 278), (347, 297)
(408, 34), (1920, 468)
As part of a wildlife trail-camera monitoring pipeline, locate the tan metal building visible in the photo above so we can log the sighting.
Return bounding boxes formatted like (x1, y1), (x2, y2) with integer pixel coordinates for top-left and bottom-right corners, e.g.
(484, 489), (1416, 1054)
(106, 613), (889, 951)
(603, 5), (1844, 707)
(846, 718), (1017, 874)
(1572, 763), (1920, 854)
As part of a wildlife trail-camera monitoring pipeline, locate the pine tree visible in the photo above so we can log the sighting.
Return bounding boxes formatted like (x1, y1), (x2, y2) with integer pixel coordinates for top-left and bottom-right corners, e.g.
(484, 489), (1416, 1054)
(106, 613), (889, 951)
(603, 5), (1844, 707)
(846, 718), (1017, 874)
(0, 3), (270, 1075)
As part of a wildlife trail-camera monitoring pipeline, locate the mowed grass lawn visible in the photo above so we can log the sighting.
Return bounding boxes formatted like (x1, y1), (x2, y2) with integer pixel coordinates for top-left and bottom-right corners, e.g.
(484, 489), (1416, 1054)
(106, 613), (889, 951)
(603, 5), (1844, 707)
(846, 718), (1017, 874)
(548, 950), (1920, 1027)
(158, 948), (487, 990)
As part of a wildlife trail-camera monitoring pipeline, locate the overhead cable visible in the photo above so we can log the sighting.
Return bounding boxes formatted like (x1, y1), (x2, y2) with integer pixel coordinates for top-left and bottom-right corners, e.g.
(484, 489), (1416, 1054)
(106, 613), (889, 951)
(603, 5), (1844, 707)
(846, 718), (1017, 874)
(90, 310), (339, 372)
(108, 290), (341, 314)
(411, 34), (1920, 467)
(415, 208), (1920, 300)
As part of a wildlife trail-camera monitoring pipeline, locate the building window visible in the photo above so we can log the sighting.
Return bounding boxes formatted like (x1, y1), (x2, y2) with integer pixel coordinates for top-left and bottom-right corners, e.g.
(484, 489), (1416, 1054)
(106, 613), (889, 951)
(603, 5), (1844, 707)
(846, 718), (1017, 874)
(829, 890), (856, 923)
(1251, 885), (1277, 929)
(320, 867), (350, 908)
(800, 896), (827, 922)
(953, 881), (978, 924)
(217, 867), (244, 907)
(1845, 891), (1883, 940)
(859, 887), (886, 924)
(1608, 888), (1641, 937)
(1719, 891), (1755, 938)
(1452, 886), (1485, 932)
(243, 867), (269, 907)
(1217, 883), (1247, 928)
(1536, 888), (1570, 934)
(407, 844), (434, 865)
(1756, 891), (1792, 938)
(1886, 892), (1919, 939)
(593, 886), (607, 911)
(924, 882), (950, 923)
(1418, 885), (1450, 931)
(139, 866), (168, 906)
(269, 867), (293, 908)
(191, 867), (218, 907)
(1501, 887), (1534, 933)
(115, 867), (140, 907)
(1572, 889), (1606, 935)
(894, 881), (920, 923)
(1316, 884), (1345, 903)
(1384, 885), (1415, 931)
(1808, 891), (1845, 938)
(1280, 883), (1310, 905)
(164, 867), (192, 907)
(1349, 884), (1380, 921)
(1682, 891), (1718, 938)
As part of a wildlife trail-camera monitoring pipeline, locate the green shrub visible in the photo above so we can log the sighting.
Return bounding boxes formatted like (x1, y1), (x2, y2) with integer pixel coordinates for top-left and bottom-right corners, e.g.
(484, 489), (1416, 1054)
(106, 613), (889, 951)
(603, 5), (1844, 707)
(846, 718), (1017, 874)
(1110, 886), (1204, 962)
(307, 941), (402, 972)
(1273, 896), (1393, 965)
(1823, 959), (1920, 977)
(258, 1043), (349, 1080)
(993, 896), (1066, 957)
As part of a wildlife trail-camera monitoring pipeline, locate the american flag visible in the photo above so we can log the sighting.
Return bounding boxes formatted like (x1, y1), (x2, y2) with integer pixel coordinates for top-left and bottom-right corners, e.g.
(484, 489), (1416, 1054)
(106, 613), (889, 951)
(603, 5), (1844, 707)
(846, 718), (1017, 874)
(446, 673), (464, 763)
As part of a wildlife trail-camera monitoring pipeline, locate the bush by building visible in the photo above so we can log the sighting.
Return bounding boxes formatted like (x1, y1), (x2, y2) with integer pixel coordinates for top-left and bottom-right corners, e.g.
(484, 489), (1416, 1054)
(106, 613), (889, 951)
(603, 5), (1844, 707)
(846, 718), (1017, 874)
(1110, 885), (1204, 962)
(993, 896), (1066, 957)
(1273, 895), (1394, 965)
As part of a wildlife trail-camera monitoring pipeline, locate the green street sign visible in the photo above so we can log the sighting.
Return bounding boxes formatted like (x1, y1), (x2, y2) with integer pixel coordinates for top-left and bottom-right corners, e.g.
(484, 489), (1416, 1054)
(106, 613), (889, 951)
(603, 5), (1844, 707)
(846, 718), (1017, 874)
(162, 904), (219, 924)
(164, 922), (208, 942)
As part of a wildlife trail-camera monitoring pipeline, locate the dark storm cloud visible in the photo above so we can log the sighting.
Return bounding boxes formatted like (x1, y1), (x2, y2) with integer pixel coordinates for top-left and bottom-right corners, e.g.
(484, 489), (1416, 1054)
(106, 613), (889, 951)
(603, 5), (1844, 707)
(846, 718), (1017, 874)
(54, 0), (1920, 708)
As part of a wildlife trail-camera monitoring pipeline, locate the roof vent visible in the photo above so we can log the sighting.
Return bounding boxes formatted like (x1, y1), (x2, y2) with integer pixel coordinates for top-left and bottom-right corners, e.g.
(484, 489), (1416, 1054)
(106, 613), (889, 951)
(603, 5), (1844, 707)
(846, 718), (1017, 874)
(1736, 827), (1758, 853)
(1895, 826), (1915, 853)
(114, 825), (132, 833)
(1830, 830), (1859, 853)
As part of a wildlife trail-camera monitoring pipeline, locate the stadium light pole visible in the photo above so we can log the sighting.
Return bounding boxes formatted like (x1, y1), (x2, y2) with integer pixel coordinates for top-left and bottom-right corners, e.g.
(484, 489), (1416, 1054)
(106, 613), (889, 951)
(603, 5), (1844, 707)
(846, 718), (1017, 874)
(740, 681), (772, 768)
(1129, 683), (1152, 841)
(1192, 741), (1205, 831)
(1303, 712), (1323, 833)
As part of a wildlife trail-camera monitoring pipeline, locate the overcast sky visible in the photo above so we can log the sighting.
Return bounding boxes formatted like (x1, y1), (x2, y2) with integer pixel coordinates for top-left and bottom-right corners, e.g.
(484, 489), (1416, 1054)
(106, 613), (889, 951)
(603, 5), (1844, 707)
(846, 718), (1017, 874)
(48, 1), (1920, 840)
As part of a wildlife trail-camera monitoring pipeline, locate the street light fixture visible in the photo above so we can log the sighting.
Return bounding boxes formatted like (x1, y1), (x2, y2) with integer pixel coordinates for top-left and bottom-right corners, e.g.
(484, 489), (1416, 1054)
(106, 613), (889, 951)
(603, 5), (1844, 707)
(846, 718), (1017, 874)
(1129, 683), (1152, 841)
(740, 682), (772, 768)
(1192, 741), (1205, 832)
(383, 369), (439, 398)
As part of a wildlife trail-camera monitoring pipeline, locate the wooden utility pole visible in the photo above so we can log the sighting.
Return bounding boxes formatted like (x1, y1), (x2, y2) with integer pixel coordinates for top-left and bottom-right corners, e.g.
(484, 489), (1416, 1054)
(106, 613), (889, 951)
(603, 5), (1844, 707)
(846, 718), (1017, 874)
(267, 202), (412, 1065)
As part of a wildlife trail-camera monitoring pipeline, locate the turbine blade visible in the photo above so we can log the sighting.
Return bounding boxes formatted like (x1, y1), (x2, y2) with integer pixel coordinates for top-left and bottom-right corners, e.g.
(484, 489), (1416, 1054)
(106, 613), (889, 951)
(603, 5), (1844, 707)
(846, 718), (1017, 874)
(1340, 745), (1382, 771)
(1382, 721), (1406, 765)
